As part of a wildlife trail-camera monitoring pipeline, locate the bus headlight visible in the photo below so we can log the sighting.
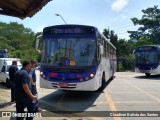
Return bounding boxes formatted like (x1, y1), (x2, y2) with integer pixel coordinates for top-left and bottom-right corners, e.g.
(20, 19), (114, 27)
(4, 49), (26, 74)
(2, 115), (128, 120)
(90, 73), (95, 78)
(40, 71), (43, 75)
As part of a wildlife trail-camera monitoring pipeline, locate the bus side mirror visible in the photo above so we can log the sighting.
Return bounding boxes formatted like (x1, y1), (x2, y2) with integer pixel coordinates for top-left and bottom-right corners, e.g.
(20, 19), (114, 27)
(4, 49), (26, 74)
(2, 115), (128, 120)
(36, 35), (42, 54)
(99, 45), (104, 55)
(133, 50), (135, 55)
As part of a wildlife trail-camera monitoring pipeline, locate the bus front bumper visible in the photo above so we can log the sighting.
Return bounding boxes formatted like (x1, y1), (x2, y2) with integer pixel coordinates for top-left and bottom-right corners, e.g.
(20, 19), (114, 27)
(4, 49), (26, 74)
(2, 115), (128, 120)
(40, 77), (99, 91)
(135, 66), (160, 74)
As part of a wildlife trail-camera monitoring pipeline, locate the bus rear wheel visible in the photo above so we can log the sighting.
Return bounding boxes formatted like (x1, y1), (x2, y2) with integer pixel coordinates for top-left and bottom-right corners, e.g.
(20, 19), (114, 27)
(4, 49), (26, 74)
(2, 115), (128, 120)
(145, 73), (151, 77)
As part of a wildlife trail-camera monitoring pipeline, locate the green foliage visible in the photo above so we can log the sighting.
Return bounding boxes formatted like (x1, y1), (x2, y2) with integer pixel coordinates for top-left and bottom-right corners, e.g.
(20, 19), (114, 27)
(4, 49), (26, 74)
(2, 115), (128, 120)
(0, 22), (40, 61)
(117, 39), (132, 58)
(103, 28), (118, 49)
(129, 5), (160, 45)
(102, 28), (134, 58)
(103, 28), (110, 39)
(118, 62), (124, 71)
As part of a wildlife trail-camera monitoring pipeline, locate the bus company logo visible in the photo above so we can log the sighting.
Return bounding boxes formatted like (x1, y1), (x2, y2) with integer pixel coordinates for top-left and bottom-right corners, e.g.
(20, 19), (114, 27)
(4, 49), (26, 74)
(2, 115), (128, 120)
(2, 112), (11, 117)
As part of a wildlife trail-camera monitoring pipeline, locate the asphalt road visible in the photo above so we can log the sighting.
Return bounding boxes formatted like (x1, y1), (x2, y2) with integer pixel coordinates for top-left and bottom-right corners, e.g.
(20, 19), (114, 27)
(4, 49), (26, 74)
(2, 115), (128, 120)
(0, 71), (160, 120)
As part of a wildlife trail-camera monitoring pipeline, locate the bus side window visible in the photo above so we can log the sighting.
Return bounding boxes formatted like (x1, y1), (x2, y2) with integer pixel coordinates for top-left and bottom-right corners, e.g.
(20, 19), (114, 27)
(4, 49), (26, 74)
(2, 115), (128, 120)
(106, 43), (109, 58)
(158, 52), (160, 64)
(104, 39), (106, 57)
(97, 33), (101, 44)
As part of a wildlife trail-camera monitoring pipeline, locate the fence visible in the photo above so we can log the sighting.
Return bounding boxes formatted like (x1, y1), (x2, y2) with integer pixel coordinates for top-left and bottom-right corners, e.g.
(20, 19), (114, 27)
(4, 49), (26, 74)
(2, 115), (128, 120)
(117, 57), (135, 71)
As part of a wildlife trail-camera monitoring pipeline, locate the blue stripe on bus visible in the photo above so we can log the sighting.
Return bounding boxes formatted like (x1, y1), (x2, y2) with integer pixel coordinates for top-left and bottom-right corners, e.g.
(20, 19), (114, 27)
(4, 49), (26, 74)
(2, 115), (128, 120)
(137, 64), (158, 70)
(41, 67), (97, 83)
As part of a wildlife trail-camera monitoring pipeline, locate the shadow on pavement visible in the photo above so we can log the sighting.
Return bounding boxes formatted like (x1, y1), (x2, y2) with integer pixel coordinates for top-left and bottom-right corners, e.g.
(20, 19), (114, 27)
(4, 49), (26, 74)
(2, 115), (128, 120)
(98, 76), (115, 92)
(0, 82), (10, 90)
(38, 77), (115, 116)
(135, 74), (160, 80)
(0, 102), (13, 109)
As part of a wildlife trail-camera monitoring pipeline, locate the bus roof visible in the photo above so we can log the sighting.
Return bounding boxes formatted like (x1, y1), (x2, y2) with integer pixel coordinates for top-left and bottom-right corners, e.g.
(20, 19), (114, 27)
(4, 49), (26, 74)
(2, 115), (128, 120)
(99, 31), (116, 50)
(138, 45), (160, 47)
(43, 24), (98, 29)
(135, 45), (160, 51)
(136, 45), (160, 49)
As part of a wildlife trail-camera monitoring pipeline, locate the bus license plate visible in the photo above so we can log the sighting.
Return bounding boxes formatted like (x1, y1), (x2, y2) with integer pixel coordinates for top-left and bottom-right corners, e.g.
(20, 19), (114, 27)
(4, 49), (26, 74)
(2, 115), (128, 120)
(59, 83), (68, 87)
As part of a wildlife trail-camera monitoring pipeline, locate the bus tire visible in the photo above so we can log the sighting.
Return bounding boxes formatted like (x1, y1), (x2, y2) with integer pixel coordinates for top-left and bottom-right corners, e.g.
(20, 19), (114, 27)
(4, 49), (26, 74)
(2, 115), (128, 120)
(145, 73), (151, 77)
(98, 74), (106, 92)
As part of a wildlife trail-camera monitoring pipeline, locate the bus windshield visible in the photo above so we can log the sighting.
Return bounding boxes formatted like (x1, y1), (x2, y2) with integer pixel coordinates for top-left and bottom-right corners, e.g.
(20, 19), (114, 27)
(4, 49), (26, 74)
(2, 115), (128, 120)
(42, 38), (96, 67)
(135, 50), (158, 64)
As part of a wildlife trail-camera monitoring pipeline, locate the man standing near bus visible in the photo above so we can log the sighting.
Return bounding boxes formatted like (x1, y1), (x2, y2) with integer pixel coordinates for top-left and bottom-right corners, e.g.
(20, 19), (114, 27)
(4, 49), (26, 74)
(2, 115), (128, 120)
(29, 60), (39, 112)
(14, 61), (37, 120)
(9, 60), (18, 102)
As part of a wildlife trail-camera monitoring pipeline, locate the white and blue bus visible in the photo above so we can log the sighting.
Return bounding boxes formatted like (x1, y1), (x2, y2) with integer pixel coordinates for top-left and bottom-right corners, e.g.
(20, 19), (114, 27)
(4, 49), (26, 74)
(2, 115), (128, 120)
(134, 45), (160, 76)
(36, 25), (117, 91)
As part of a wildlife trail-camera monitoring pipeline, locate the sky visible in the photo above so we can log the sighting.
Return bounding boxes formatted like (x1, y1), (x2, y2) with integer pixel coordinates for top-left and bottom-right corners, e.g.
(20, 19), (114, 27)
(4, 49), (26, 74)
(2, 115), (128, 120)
(0, 0), (159, 39)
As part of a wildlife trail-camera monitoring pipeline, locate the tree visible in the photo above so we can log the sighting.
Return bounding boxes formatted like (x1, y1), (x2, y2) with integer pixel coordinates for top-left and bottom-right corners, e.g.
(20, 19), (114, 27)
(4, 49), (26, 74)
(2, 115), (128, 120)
(0, 22), (39, 61)
(103, 28), (118, 48)
(103, 28), (110, 39)
(110, 30), (118, 48)
(117, 39), (131, 57)
(129, 5), (160, 45)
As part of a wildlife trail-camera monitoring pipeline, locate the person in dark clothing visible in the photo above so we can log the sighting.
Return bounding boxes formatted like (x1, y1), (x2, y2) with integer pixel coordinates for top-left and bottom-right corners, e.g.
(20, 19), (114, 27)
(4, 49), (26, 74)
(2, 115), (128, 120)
(9, 60), (18, 102)
(29, 60), (37, 95)
(14, 61), (37, 120)
(29, 60), (39, 112)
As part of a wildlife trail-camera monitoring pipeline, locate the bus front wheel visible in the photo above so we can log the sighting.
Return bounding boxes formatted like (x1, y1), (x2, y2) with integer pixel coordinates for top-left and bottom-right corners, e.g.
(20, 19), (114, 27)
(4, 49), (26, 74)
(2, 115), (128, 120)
(98, 74), (106, 92)
(145, 73), (151, 77)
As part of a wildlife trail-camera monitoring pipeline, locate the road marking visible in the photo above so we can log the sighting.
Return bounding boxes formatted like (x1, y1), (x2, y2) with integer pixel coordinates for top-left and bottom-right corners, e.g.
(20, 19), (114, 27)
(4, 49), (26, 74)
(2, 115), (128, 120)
(114, 101), (158, 103)
(104, 89), (122, 120)
(124, 81), (160, 103)
(109, 92), (160, 93)
(38, 96), (158, 104)
(55, 92), (103, 120)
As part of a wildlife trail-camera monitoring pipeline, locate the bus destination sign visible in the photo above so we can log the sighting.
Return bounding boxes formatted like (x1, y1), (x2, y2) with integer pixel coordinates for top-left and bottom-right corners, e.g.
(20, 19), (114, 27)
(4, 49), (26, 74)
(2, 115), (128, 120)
(44, 26), (95, 35)
(137, 46), (155, 51)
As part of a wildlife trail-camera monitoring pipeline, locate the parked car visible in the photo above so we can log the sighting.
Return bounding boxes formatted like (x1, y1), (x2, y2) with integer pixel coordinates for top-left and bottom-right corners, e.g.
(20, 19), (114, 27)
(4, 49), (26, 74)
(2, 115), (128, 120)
(0, 58), (22, 87)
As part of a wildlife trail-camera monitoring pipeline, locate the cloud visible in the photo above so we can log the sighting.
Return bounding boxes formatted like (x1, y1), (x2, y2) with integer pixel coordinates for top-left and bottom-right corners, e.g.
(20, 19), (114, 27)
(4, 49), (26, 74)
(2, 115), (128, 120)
(104, 0), (111, 3)
(113, 15), (127, 22)
(111, 0), (128, 12)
